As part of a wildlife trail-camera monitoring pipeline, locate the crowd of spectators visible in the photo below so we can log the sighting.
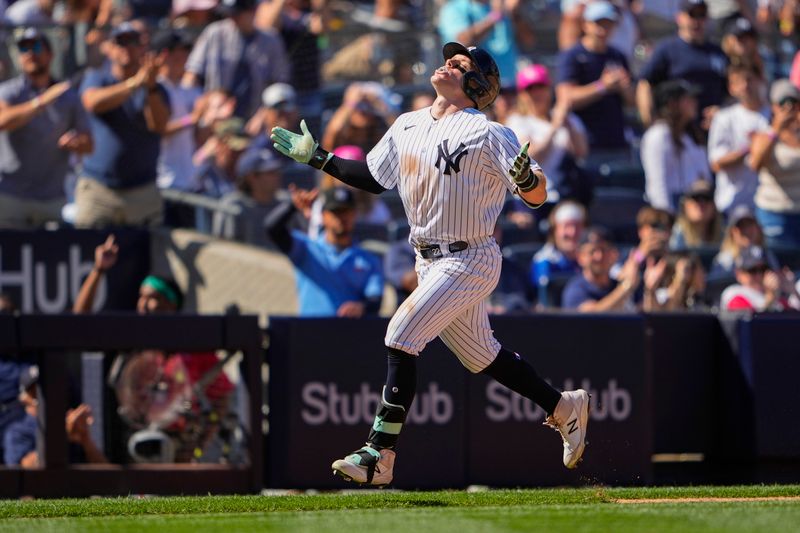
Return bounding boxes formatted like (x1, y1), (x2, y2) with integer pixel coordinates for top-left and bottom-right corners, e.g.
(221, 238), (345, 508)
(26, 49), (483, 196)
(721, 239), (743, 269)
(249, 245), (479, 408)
(0, 0), (798, 317)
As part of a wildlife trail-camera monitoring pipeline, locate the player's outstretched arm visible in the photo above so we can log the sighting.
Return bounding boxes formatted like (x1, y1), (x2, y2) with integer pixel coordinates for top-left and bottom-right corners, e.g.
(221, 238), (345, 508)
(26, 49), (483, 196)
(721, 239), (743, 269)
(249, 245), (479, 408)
(270, 121), (387, 195)
(510, 142), (547, 208)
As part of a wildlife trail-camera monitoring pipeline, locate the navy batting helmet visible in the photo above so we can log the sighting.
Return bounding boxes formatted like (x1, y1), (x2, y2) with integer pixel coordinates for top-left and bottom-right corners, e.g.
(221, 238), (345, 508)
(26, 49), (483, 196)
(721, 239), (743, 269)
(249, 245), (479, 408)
(442, 42), (500, 111)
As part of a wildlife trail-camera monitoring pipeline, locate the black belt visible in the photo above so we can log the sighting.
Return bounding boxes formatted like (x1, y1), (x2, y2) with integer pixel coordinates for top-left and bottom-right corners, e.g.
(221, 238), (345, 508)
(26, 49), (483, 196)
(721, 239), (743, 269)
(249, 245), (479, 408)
(417, 241), (469, 259)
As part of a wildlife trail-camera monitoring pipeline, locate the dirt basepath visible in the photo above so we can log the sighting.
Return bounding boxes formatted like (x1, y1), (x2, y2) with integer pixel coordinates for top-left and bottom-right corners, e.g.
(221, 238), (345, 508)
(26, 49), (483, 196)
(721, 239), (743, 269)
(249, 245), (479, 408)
(616, 496), (800, 504)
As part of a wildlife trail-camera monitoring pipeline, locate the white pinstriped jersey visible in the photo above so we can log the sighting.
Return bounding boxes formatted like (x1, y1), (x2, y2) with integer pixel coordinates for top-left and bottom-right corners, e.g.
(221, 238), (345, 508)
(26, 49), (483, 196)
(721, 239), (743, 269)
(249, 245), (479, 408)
(366, 107), (540, 246)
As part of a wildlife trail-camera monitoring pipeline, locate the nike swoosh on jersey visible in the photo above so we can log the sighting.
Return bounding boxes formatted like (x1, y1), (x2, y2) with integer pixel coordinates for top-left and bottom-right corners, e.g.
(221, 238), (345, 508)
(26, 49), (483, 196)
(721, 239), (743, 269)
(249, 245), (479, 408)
(404, 124), (416, 130)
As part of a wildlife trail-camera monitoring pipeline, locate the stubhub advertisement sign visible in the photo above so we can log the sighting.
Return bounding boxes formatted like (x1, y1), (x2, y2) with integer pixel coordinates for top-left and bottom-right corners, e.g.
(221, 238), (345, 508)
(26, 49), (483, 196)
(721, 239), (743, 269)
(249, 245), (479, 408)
(267, 315), (651, 489)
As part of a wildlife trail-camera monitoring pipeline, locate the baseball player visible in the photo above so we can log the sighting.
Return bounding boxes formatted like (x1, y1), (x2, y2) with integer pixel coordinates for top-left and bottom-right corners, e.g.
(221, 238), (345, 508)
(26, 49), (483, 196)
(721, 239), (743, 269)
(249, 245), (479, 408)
(270, 43), (590, 486)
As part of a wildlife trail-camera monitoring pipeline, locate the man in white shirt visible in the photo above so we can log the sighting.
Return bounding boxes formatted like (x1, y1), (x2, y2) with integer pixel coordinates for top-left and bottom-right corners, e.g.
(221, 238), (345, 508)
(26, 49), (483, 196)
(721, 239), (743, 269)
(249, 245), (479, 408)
(707, 62), (769, 216)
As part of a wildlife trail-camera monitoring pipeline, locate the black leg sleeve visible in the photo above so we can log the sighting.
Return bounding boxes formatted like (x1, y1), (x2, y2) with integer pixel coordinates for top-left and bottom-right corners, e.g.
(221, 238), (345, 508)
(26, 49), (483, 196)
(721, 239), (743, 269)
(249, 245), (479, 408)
(366, 347), (417, 449)
(482, 347), (561, 415)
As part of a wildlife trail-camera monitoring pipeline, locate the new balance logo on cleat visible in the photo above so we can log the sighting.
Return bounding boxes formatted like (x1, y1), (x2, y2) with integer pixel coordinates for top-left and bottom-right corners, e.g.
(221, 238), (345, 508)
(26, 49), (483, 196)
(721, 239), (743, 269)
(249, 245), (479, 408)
(544, 389), (590, 469)
(567, 418), (579, 435)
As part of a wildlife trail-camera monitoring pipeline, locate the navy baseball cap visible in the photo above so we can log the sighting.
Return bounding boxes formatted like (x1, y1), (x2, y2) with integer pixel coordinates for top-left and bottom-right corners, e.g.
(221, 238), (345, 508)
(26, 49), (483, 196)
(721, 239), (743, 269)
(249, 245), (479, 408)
(679, 0), (708, 13)
(236, 149), (283, 179)
(150, 30), (193, 52)
(726, 17), (757, 38)
(735, 245), (768, 271)
(579, 225), (613, 247)
(583, 1), (618, 22)
(218, 0), (256, 14)
(322, 187), (356, 211)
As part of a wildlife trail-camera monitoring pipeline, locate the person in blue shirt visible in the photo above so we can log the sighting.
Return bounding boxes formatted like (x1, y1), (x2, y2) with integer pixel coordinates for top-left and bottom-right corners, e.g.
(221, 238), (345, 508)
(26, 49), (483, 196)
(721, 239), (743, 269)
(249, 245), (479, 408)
(555, 1), (634, 152)
(437, 0), (535, 89)
(562, 225), (640, 311)
(76, 22), (170, 228)
(531, 200), (586, 308)
(636, 0), (729, 134)
(266, 186), (384, 317)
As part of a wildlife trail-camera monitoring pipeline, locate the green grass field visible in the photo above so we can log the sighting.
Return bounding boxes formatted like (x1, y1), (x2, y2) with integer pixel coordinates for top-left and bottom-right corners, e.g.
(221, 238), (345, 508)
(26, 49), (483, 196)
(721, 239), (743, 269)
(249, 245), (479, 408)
(1, 485), (799, 533)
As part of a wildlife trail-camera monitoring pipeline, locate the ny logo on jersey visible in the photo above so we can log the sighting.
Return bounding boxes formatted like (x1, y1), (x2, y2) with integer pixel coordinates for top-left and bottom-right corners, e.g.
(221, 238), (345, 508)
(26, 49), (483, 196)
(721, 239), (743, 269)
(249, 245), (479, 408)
(436, 139), (469, 175)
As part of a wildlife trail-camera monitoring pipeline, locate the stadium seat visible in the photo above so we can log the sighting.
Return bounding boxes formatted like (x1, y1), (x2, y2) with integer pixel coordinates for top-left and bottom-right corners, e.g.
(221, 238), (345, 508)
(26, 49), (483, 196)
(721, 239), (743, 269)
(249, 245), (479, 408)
(589, 187), (648, 243)
(502, 242), (544, 273)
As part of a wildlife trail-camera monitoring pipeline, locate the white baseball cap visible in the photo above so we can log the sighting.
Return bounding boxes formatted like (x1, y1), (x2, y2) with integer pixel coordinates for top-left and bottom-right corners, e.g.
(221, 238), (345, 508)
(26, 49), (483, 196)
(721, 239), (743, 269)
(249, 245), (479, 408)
(262, 83), (297, 110)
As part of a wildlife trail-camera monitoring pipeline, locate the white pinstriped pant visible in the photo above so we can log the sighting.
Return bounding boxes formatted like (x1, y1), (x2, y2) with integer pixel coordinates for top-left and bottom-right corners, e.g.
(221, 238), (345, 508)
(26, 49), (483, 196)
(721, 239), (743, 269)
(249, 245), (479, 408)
(384, 241), (503, 373)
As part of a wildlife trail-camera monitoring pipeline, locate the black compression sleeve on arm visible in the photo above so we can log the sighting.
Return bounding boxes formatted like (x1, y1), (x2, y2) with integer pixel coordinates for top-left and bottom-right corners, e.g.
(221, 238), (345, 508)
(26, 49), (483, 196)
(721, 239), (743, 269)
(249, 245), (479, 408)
(264, 200), (296, 254)
(323, 155), (387, 194)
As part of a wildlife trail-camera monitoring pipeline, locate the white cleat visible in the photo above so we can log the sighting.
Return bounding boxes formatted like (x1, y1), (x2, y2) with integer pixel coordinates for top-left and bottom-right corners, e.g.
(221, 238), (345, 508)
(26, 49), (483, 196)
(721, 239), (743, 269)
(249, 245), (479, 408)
(331, 446), (396, 486)
(544, 389), (590, 469)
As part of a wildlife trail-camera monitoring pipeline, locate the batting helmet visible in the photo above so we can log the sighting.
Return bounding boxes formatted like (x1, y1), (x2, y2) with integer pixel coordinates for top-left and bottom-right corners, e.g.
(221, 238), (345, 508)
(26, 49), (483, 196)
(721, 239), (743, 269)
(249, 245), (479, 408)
(442, 42), (501, 111)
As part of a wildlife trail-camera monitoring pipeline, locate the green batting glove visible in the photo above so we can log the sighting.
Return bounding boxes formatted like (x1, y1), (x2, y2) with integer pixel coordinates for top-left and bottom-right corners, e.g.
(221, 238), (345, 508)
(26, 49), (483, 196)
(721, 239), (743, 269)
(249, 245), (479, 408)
(509, 142), (538, 192)
(270, 119), (319, 164)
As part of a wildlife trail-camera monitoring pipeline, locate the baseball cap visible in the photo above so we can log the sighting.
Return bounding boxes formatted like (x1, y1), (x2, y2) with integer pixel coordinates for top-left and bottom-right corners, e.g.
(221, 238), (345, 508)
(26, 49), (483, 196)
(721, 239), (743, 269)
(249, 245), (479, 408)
(578, 225), (613, 247)
(727, 205), (757, 228)
(213, 117), (250, 150)
(684, 179), (714, 201)
(217, 0), (256, 14)
(14, 27), (48, 45)
(516, 64), (551, 91)
(150, 30), (192, 53)
(110, 22), (140, 39)
(19, 365), (39, 392)
(173, 0), (218, 15)
(679, 0), (708, 14)
(735, 245), (768, 271)
(654, 79), (700, 110)
(769, 78), (800, 106)
(262, 83), (297, 110)
(726, 17), (757, 38)
(332, 145), (366, 161)
(321, 187), (356, 211)
(583, 1), (618, 22)
(236, 149), (283, 179)
(553, 202), (586, 225)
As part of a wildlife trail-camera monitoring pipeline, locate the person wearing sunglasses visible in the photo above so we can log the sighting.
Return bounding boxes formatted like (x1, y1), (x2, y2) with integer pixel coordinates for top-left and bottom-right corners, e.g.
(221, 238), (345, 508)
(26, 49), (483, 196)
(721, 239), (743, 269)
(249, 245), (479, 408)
(77, 22), (170, 228)
(637, 0), (729, 136)
(0, 27), (93, 228)
(721, 244), (799, 311)
(749, 78), (800, 248)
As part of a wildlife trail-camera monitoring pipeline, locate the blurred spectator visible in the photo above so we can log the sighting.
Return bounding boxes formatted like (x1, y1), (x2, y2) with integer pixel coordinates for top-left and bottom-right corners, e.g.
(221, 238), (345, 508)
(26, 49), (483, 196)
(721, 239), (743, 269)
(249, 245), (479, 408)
(558, 0), (642, 63)
(437, 0), (535, 88)
(710, 205), (781, 275)
(410, 91), (435, 111)
(641, 79), (712, 212)
(647, 251), (707, 310)
(791, 50), (800, 88)
(72, 235), (240, 463)
(669, 180), (724, 249)
(194, 116), (250, 198)
(556, 1), (633, 152)
(749, 78), (800, 247)
(487, 222), (532, 314)
(245, 82), (299, 140)
(154, 30), (203, 193)
(4, 365), (108, 467)
(562, 225), (640, 311)
(721, 244), (800, 311)
(5, 0), (55, 25)
(0, 28), (93, 228)
(256, 0), (328, 132)
(0, 296), (27, 464)
(636, 0), (729, 133)
(633, 206), (674, 262)
(531, 200), (586, 308)
(720, 17), (765, 79)
(506, 65), (591, 209)
(321, 82), (393, 155)
(308, 145), (391, 239)
(172, 0), (219, 36)
(77, 22), (169, 228)
(708, 62), (770, 215)
(212, 148), (284, 246)
(265, 186), (384, 317)
(183, 0), (290, 119)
